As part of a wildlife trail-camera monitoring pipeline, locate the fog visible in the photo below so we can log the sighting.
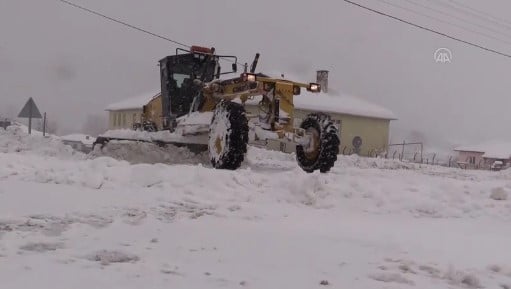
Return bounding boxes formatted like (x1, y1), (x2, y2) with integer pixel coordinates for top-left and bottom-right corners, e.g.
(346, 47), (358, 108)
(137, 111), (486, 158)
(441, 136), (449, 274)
(1, 0), (511, 150)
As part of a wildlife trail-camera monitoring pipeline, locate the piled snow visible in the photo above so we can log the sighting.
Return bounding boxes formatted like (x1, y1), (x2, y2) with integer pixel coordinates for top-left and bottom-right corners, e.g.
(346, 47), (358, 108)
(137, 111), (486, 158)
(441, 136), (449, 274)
(89, 140), (209, 165)
(86, 250), (140, 265)
(8, 121), (51, 137)
(60, 133), (96, 145)
(105, 91), (160, 111)
(294, 91), (397, 120)
(100, 112), (213, 144)
(0, 142), (509, 219)
(490, 187), (508, 201)
(208, 107), (230, 162)
(101, 129), (155, 141)
(179, 111), (213, 125)
(3, 127), (511, 289)
(0, 126), (84, 159)
(101, 128), (209, 145)
(239, 92), (396, 120)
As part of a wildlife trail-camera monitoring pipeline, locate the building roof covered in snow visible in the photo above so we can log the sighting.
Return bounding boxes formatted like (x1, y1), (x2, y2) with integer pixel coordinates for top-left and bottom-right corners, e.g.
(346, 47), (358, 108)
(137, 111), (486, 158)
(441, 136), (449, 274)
(454, 142), (511, 159)
(254, 72), (397, 120)
(295, 91), (396, 120)
(106, 91), (160, 111)
(239, 91), (396, 120)
(105, 80), (396, 120)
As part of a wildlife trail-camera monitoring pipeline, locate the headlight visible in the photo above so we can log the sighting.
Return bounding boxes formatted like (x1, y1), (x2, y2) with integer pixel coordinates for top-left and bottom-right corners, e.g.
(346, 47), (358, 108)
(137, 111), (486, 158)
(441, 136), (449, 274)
(307, 83), (321, 92)
(242, 73), (257, 82)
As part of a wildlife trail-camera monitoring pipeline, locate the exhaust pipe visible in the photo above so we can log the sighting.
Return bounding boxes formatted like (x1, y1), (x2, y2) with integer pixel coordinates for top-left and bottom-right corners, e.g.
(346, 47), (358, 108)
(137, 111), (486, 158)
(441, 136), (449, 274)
(250, 53), (260, 73)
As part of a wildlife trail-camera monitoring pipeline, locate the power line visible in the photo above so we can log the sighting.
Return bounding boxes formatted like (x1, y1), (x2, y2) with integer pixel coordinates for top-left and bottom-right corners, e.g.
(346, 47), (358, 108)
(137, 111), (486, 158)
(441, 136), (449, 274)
(430, 0), (511, 32)
(402, 0), (511, 41)
(342, 0), (511, 59)
(56, 0), (191, 48)
(448, 0), (511, 28)
(375, 0), (511, 45)
(56, 0), (246, 65)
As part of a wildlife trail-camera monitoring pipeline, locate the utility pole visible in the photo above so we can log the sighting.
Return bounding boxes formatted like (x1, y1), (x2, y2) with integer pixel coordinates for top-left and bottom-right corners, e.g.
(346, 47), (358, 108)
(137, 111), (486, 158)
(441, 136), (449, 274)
(43, 112), (47, 136)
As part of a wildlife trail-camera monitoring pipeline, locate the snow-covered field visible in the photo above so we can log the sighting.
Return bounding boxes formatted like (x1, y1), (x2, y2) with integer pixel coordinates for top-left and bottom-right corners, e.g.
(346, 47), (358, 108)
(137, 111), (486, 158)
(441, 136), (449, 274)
(1, 126), (511, 289)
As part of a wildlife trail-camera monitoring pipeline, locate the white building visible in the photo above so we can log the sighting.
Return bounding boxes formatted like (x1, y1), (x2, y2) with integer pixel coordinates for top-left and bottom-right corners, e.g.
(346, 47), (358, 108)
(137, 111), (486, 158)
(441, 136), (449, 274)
(240, 90), (396, 155)
(105, 91), (160, 130)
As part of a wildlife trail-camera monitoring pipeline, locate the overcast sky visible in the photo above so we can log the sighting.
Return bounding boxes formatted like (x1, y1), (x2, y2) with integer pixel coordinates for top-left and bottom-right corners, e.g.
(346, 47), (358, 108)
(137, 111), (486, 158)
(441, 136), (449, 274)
(1, 0), (511, 150)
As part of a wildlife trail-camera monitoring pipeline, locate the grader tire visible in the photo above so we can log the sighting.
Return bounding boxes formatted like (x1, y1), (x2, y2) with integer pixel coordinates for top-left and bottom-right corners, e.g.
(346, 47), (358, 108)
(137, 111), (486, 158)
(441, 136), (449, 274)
(208, 101), (249, 170)
(296, 113), (340, 173)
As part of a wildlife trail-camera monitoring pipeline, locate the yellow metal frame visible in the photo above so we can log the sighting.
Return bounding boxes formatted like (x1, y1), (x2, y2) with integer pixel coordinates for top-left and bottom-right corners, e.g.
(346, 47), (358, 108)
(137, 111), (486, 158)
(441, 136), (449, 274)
(202, 74), (317, 134)
(140, 74), (319, 138)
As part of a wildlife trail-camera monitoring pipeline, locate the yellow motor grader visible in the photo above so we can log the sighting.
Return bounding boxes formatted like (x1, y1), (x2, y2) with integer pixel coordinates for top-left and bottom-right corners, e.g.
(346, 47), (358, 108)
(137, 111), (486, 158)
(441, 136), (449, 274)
(95, 46), (340, 173)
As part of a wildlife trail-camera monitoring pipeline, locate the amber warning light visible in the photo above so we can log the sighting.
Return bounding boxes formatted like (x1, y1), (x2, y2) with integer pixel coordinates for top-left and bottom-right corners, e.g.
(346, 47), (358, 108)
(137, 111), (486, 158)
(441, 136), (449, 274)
(190, 45), (213, 54)
(242, 73), (257, 82)
(307, 83), (321, 92)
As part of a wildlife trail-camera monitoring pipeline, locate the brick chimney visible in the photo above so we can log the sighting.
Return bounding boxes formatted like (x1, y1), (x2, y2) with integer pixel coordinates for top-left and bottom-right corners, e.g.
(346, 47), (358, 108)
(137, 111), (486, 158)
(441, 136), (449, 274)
(316, 70), (329, 93)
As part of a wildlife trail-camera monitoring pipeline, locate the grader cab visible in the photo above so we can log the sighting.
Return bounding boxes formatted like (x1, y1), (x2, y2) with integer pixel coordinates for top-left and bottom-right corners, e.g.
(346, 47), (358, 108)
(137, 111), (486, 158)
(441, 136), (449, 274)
(158, 46), (238, 128)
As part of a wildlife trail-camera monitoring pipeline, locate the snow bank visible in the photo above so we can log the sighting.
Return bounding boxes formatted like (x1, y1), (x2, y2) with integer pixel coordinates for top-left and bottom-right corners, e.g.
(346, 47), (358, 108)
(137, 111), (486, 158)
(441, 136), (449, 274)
(2, 126), (510, 221)
(1, 145), (510, 220)
(60, 134), (96, 146)
(86, 250), (140, 265)
(0, 126), (84, 159)
(3, 131), (511, 289)
(89, 140), (209, 165)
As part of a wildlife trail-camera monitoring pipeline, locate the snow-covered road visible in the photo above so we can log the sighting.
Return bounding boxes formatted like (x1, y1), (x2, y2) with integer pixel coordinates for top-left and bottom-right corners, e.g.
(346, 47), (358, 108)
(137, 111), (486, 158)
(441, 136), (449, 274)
(1, 127), (511, 289)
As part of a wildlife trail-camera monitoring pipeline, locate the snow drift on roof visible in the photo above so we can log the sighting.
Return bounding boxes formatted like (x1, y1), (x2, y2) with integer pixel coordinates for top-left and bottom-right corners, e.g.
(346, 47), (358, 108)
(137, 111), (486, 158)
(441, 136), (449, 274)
(106, 91), (160, 111)
(294, 91), (396, 120)
(255, 72), (396, 120)
(454, 142), (511, 159)
(105, 77), (396, 119)
(238, 91), (396, 120)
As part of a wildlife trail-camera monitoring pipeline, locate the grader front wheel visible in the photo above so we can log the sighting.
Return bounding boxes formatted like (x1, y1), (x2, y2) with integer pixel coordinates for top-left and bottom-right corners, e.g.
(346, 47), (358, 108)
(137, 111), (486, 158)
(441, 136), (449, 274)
(296, 113), (340, 173)
(208, 101), (249, 170)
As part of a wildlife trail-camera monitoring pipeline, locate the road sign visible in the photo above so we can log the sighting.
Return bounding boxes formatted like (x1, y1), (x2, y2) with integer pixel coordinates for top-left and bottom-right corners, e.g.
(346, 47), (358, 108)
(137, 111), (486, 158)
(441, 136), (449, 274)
(18, 97), (42, 119)
(17, 97), (42, 134)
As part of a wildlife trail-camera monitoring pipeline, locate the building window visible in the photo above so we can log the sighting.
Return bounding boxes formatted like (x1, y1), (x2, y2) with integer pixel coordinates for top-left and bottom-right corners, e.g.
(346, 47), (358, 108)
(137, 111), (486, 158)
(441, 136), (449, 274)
(468, 156), (476, 164)
(123, 114), (127, 126)
(133, 113), (137, 124)
(112, 114), (116, 127)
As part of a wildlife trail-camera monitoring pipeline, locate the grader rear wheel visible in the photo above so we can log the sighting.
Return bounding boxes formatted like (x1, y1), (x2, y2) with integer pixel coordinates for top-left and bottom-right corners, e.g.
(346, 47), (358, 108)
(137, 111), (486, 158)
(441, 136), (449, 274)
(296, 113), (340, 173)
(208, 101), (249, 170)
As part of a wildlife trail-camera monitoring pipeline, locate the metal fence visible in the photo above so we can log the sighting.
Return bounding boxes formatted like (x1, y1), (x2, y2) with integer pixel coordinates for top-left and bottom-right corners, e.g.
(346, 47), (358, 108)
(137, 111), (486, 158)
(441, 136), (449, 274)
(339, 141), (458, 168)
